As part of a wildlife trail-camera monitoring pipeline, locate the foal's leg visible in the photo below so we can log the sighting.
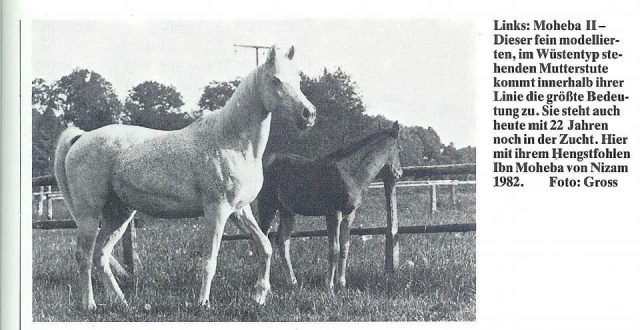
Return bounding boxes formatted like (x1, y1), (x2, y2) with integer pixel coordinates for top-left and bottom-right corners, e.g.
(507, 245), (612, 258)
(93, 204), (135, 307)
(337, 211), (356, 290)
(233, 205), (273, 304)
(198, 201), (233, 307)
(276, 208), (298, 287)
(257, 196), (279, 235)
(325, 210), (342, 291)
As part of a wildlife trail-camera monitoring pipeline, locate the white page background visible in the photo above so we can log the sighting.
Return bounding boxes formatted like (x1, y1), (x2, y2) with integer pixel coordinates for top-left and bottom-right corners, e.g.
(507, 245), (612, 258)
(4, 1), (639, 329)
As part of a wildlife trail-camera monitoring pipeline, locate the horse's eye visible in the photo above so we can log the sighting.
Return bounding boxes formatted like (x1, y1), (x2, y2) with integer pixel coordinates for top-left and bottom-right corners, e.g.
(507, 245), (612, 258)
(272, 77), (282, 86)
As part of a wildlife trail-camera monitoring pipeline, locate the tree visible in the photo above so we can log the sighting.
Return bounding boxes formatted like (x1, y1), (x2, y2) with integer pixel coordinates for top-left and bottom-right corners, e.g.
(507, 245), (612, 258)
(439, 142), (458, 164)
(124, 81), (193, 130)
(299, 68), (367, 147)
(198, 79), (241, 113)
(32, 78), (53, 114)
(53, 68), (123, 131)
(32, 79), (65, 176)
(455, 146), (476, 164)
(307, 67), (365, 115)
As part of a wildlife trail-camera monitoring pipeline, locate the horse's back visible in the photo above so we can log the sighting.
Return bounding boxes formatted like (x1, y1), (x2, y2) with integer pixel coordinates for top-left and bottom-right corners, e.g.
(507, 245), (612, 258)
(263, 153), (351, 215)
(264, 153), (311, 175)
(65, 124), (174, 177)
(63, 124), (202, 216)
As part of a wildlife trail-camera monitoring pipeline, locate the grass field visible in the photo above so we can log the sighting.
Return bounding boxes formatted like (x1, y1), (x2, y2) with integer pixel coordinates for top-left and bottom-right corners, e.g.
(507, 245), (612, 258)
(32, 185), (476, 321)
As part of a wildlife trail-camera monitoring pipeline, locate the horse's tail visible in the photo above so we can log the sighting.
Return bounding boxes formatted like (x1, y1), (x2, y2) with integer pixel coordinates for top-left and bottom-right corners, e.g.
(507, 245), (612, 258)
(54, 127), (85, 220)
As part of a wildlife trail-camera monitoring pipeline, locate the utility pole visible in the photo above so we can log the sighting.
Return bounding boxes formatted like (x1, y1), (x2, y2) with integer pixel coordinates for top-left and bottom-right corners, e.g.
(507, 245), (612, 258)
(233, 44), (273, 67)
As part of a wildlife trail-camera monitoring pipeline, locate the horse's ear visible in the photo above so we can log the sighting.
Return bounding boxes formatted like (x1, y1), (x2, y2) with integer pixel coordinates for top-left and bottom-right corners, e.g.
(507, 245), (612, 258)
(286, 46), (295, 60)
(377, 118), (382, 130)
(392, 121), (400, 137)
(266, 45), (277, 65)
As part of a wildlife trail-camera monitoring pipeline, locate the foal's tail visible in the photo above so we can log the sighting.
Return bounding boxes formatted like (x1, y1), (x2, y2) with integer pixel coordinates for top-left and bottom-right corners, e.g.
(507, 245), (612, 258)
(54, 127), (85, 219)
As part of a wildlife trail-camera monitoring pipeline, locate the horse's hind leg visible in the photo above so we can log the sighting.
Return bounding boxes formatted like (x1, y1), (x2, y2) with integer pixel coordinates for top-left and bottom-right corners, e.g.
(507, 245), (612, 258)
(234, 205), (273, 304)
(337, 211), (356, 290)
(74, 214), (101, 310)
(93, 196), (134, 307)
(230, 211), (259, 257)
(276, 208), (298, 287)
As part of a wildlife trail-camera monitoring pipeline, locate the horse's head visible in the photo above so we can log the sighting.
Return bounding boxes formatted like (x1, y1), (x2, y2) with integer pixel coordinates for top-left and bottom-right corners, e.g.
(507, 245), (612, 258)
(384, 121), (403, 181)
(257, 45), (316, 130)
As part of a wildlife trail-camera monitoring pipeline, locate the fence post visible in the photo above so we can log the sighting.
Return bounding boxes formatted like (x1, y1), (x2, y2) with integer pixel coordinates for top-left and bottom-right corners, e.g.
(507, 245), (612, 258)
(46, 185), (54, 220)
(37, 186), (45, 217)
(431, 184), (437, 215)
(383, 173), (399, 273)
(426, 184), (437, 217)
(451, 181), (458, 206)
(122, 211), (141, 290)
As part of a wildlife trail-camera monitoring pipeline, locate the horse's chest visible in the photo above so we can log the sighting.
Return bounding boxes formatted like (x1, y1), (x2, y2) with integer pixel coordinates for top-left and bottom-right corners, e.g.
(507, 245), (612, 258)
(226, 172), (263, 208)
(201, 152), (263, 208)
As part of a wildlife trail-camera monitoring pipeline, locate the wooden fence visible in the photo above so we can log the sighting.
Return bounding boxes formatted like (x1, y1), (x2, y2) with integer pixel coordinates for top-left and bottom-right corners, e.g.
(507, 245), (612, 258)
(32, 163), (475, 275)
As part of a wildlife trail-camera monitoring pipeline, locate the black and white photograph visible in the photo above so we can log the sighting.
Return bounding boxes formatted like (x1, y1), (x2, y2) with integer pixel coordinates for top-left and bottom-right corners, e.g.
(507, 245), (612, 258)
(29, 20), (476, 321)
(4, 1), (640, 329)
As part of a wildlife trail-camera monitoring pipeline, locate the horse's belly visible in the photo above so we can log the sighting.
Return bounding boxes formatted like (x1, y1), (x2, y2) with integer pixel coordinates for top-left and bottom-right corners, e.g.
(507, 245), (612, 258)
(112, 167), (203, 218)
(118, 188), (203, 218)
(278, 189), (333, 216)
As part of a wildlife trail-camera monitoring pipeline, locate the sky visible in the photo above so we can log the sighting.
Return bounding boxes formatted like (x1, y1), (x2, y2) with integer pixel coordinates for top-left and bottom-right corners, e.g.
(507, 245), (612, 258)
(32, 20), (476, 147)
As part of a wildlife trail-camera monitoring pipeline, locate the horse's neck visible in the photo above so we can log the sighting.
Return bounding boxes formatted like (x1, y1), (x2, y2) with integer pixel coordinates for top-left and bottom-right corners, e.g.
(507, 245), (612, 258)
(334, 137), (392, 189)
(196, 69), (271, 159)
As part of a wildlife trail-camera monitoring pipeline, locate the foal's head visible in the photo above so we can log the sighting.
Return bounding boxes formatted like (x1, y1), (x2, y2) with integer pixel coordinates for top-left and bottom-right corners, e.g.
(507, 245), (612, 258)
(257, 45), (316, 130)
(383, 121), (403, 181)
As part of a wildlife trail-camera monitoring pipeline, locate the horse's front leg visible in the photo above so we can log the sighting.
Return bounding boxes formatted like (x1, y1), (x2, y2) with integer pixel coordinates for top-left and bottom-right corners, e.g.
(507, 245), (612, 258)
(198, 200), (233, 308)
(325, 210), (342, 291)
(232, 205), (272, 305)
(337, 211), (356, 290)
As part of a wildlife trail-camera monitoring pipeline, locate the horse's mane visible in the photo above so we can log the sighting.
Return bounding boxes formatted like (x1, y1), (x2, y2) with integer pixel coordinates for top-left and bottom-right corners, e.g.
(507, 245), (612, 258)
(188, 68), (258, 129)
(324, 128), (395, 160)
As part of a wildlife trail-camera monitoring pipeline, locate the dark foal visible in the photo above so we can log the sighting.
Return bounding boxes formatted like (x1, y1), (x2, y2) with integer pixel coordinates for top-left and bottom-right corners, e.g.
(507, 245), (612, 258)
(257, 121), (402, 290)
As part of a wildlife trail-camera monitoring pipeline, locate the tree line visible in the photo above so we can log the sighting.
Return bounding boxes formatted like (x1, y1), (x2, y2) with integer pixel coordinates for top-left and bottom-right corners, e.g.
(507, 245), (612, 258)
(32, 67), (475, 177)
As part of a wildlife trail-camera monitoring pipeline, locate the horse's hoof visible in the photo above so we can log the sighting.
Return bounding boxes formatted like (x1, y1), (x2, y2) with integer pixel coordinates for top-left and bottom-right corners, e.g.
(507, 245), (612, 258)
(82, 300), (97, 311)
(336, 279), (347, 291)
(106, 292), (129, 308)
(252, 281), (270, 305)
(324, 279), (335, 292)
(287, 278), (299, 288)
(325, 286), (335, 294)
(198, 300), (211, 309)
(252, 286), (270, 305)
(252, 291), (268, 305)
